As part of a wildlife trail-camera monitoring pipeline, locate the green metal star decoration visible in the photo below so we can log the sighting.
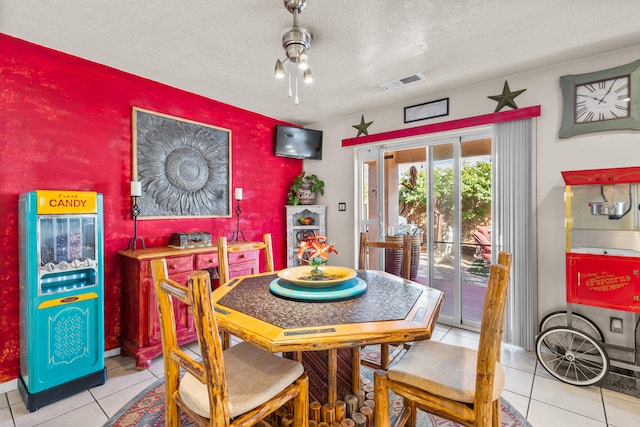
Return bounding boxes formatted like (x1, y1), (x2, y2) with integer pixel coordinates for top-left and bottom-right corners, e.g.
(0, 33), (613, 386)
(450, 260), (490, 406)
(488, 81), (526, 112)
(353, 115), (373, 136)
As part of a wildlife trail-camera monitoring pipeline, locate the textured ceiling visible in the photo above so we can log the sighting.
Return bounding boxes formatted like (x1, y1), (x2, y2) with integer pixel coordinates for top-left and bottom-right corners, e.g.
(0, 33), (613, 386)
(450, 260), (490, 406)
(2, 0), (640, 126)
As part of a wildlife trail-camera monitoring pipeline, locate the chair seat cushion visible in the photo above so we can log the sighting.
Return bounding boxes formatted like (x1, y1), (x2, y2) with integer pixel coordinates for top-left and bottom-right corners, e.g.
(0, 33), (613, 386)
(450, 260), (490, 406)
(387, 339), (504, 404)
(179, 342), (304, 419)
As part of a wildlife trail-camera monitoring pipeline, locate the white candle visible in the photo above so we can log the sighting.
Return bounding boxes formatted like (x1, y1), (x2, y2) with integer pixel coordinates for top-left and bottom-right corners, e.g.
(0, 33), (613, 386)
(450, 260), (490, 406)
(130, 181), (142, 197)
(235, 188), (243, 200)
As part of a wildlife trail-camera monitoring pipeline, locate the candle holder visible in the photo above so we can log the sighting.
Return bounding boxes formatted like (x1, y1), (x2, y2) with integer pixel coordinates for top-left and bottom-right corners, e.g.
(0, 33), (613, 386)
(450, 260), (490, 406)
(126, 196), (147, 252)
(230, 198), (246, 242)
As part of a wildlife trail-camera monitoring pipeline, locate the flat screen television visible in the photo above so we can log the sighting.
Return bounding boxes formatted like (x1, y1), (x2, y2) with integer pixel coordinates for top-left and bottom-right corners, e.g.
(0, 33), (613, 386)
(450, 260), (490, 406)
(274, 125), (323, 160)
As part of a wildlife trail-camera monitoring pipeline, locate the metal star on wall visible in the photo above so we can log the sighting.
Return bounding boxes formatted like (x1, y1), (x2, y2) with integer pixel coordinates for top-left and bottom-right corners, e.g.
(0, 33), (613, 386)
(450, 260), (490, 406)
(488, 81), (526, 112)
(352, 115), (373, 136)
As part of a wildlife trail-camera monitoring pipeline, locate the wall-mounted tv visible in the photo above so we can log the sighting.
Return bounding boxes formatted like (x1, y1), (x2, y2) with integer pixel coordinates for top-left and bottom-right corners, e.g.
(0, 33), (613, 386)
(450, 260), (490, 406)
(274, 125), (323, 160)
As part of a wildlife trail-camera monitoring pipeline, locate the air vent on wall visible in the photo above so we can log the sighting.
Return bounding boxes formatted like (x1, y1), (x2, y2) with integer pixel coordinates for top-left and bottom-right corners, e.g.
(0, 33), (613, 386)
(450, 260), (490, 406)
(378, 73), (425, 90)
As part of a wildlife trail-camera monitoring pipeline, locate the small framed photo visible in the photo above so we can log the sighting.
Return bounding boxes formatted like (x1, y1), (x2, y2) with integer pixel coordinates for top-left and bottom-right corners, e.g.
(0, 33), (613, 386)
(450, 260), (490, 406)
(404, 98), (449, 123)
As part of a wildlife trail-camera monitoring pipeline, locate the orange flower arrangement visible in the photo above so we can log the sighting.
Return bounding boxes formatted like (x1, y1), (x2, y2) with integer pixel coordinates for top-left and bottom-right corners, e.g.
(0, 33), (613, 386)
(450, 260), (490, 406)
(296, 233), (339, 275)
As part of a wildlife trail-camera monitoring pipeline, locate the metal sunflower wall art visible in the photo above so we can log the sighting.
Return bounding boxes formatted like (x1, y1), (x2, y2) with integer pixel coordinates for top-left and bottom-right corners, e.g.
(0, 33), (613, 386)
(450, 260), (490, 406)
(132, 108), (231, 218)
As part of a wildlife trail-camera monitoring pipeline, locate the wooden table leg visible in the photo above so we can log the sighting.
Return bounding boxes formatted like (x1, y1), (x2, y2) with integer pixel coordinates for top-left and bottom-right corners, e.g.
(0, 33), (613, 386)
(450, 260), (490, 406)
(351, 346), (361, 394)
(328, 348), (337, 405)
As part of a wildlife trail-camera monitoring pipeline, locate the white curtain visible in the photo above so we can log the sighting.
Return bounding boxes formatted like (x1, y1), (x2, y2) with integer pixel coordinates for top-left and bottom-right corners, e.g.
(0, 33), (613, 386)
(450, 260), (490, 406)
(493, 119), (537, 349)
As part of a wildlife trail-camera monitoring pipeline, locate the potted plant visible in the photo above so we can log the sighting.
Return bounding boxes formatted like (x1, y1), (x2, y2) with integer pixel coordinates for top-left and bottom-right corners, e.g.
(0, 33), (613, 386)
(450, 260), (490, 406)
(287, 171), (325, 205)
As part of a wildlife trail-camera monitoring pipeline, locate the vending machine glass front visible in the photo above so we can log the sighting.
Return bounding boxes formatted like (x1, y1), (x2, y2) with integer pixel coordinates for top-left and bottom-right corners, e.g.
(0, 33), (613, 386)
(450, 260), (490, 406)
(38, 215), (98, 295)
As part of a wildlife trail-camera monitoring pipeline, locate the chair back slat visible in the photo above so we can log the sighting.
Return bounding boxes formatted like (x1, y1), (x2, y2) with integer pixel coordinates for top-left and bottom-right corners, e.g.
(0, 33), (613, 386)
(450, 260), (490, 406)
(158, 279), (190, 304)
(218, 233), (274, 285)
(263, 233), (274, 273)
(358, 232), (412, 279)
(217, 236), (229, 286)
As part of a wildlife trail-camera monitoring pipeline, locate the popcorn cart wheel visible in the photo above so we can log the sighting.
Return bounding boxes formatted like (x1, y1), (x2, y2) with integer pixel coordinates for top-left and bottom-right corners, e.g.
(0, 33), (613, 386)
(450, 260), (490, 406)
(536, 311), (609, 385)
(535, 317), (610, 386)
(539, 310), (604, 342)
(535, 307), (640, 387)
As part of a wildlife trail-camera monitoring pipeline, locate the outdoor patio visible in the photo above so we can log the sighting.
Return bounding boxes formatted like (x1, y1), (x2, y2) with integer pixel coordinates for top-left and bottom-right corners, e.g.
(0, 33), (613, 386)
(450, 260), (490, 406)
(413, 247), (490, 323)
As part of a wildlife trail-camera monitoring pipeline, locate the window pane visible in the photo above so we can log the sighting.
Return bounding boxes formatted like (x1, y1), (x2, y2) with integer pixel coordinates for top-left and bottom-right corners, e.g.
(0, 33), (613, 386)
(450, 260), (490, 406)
(461, 138), (492, 323)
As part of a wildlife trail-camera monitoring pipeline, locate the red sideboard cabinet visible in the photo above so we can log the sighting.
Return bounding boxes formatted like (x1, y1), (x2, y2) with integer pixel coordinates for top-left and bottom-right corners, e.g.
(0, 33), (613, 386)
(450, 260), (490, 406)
(117, 243), (259, 369)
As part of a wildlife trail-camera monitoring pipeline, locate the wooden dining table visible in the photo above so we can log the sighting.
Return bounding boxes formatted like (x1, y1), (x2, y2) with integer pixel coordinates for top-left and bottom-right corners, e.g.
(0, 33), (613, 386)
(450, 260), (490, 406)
(211, 269), (444, 404)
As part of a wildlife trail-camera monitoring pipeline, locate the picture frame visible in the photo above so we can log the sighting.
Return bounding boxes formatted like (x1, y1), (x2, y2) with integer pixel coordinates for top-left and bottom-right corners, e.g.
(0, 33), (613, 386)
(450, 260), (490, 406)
(132, 107), (232, 219)
(404, 98), (449, 123)
(559, 59), (640, 138)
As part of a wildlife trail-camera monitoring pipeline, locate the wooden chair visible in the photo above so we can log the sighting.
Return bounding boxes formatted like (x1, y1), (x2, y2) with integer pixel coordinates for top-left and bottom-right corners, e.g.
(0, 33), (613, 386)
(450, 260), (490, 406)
(151, 259), (308, 427)
(217, 233), (274, 285)
(373, 252), (512, 427)
(359, 232), (412, 280)
(217, 234), (274, 350)
(358, 232), (413, 370)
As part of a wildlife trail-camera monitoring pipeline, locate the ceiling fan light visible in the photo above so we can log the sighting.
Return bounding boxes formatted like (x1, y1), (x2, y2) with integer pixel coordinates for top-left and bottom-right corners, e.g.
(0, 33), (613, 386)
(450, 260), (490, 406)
(298, 54), (308, 70)
(303, 68), (313, 83)
(274, 59), (285, 78)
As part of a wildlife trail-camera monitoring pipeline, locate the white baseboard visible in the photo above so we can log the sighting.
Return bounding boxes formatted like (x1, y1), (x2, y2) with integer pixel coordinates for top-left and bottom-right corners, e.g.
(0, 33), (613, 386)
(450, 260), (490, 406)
(104, 347), (121, 358)
(0, 378), (17, 395)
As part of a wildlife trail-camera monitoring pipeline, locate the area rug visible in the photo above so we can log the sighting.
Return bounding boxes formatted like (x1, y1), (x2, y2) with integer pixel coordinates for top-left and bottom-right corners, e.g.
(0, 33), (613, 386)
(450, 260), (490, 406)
(104, 371), (531, 427)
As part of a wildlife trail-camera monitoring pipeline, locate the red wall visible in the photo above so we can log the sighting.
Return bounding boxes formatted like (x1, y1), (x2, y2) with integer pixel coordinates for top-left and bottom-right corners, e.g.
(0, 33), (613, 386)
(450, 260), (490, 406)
(0, 34), (302, 383)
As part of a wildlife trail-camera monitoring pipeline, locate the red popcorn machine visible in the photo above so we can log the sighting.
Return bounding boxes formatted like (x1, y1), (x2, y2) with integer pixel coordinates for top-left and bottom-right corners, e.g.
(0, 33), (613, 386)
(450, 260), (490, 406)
(18, 190), (106, 411)
(536, 167), (640, 391)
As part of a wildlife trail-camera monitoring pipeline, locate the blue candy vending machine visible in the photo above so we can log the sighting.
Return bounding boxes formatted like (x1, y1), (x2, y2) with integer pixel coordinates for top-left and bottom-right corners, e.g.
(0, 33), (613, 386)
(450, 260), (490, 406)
(18, 190), (106, 411)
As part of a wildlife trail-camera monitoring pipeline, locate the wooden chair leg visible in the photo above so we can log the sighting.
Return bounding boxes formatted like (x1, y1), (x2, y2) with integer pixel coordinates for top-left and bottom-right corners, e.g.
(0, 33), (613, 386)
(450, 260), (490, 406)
(164, 361), (180, 426)
(373, 370), (391, 427)
(395, 404), (412, 427)
(282, 351), (304, 363)
(380, 343), (390, 369)
(165, 387), (180, 426)
(220, 330), (230, 350)
(405, 398), (417, 427)
(492, 398), (501, 427)
(293, 374), (309, 427)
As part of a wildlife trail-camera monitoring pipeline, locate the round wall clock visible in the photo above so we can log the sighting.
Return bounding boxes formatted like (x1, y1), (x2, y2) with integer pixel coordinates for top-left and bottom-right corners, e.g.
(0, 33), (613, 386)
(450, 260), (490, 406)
(559, 59), (640, 138)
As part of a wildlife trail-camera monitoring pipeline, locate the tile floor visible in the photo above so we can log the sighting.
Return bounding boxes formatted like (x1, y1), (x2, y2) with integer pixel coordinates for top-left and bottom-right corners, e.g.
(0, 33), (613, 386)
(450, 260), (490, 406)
(1, 324), (639, 427)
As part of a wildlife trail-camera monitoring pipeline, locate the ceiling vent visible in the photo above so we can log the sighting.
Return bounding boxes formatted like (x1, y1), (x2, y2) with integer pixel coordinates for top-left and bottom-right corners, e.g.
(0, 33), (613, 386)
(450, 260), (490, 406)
(378, 73), (425, 90)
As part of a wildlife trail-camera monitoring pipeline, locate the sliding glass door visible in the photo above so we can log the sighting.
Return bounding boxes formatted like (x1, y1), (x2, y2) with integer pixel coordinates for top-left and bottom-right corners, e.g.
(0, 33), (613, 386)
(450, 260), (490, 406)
(358, 128), (493, 329)
(358, 148), (382, 269)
